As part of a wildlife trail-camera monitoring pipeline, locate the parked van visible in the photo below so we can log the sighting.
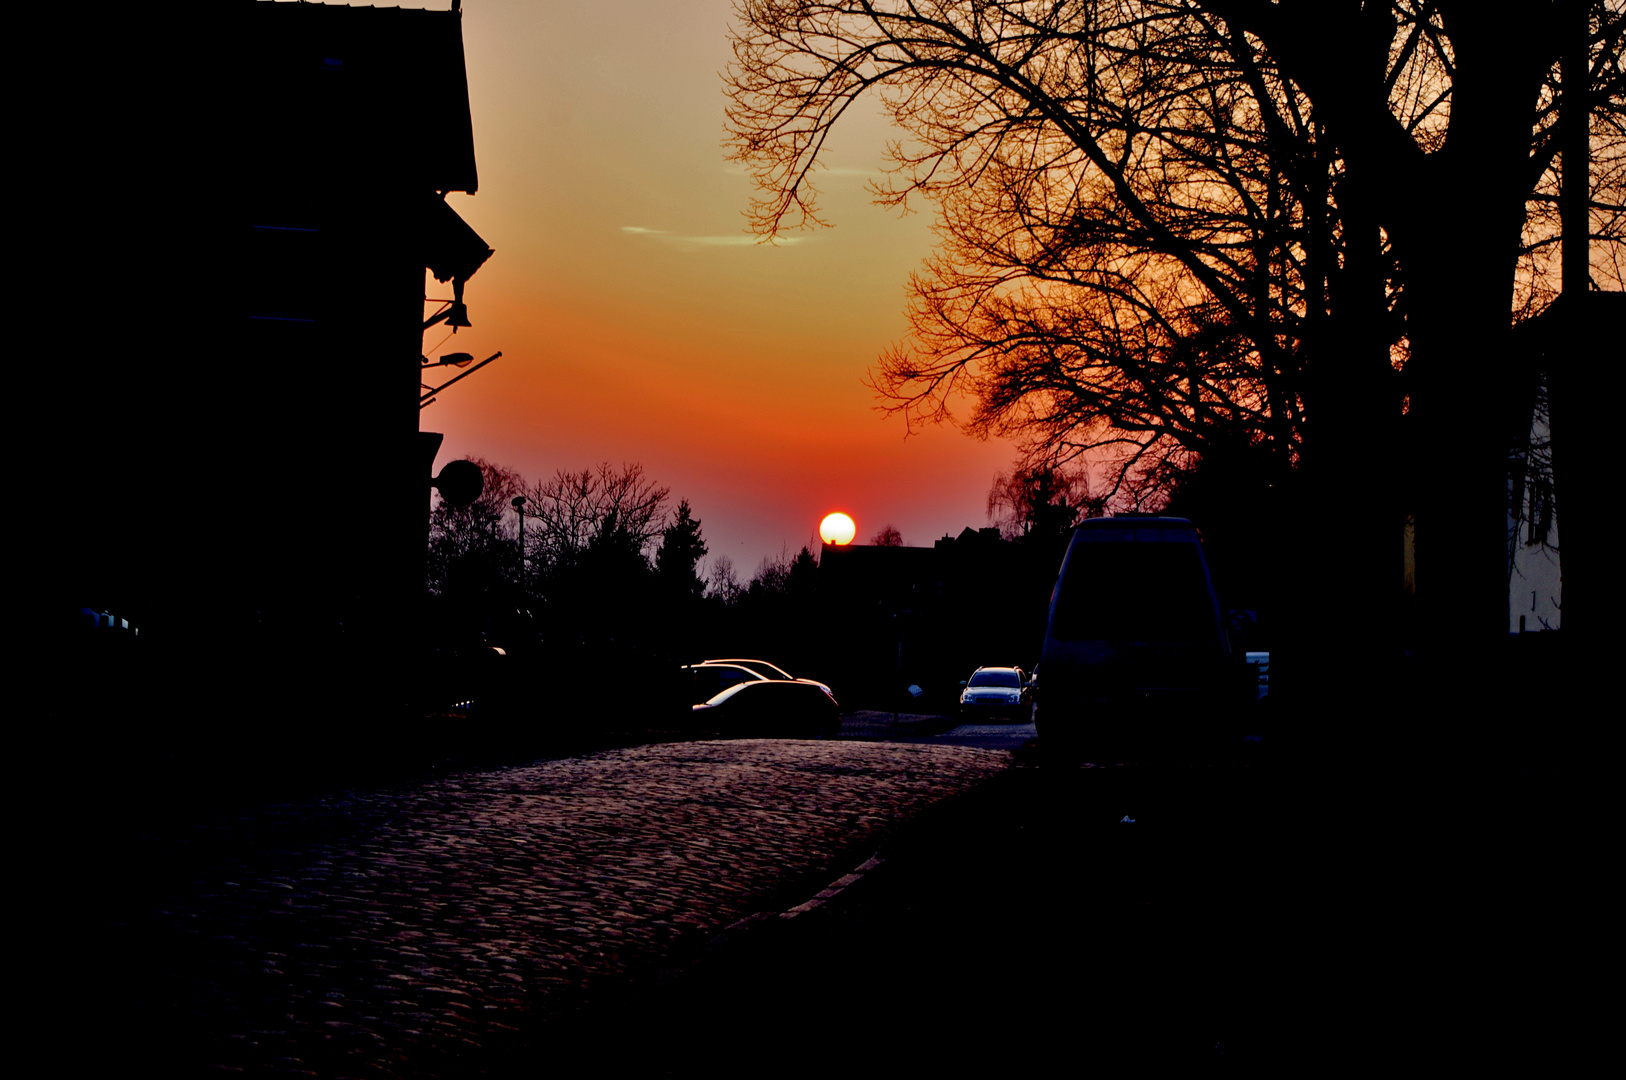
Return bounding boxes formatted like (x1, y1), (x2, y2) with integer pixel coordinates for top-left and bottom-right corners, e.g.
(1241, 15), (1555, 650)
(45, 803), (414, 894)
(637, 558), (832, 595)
(1033, 517), (1247, 760)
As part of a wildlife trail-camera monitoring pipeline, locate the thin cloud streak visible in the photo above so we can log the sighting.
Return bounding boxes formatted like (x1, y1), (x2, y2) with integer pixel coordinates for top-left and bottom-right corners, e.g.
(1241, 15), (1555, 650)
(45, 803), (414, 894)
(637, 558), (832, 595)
(621, 226), (805, 247)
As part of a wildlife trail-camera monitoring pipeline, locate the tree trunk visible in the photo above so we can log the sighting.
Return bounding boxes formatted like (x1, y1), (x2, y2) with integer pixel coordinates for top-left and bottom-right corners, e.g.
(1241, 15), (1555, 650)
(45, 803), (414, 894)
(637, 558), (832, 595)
(1547, 0), (1593, 651)
(1398, 17), (1544, 738)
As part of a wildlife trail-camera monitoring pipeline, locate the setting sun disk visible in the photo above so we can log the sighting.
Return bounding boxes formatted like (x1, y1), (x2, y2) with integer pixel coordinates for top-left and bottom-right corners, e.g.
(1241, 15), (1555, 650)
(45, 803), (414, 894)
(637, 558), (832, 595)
(819, 512), (856, 545)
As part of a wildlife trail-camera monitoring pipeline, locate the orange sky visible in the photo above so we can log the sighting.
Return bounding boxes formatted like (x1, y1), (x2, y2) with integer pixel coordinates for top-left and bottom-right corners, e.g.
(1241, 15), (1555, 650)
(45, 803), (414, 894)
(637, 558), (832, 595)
(425, 0), (1017, 572)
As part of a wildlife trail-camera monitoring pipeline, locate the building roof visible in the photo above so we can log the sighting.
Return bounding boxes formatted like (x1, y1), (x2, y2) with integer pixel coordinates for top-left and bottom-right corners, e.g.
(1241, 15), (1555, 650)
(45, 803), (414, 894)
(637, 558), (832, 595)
(250, 2), (479, 194)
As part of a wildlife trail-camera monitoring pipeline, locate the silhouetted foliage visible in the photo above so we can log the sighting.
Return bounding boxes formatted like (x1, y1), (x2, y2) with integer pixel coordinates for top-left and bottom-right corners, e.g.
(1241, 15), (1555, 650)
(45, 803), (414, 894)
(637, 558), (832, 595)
(788, 545), (819, 597)
(521, 463), (670, 583)
(656, 499), (709, 603)
(512, 463), (671, 651)
(1158, 438), (1282, 635)
(427, 460), (711, 727)
(987, 460), (1103, 543)
(716, 544), (825, 676)
(870, 524), (904, 547)
(726, 0), (1625, 661)
(427, 457), (524, 600)
(737, 545), (820, 615)
(426, 458), (715, 668)
(746, 547), (794, 601)
(726, 1), (1340, 496)
(705, 555), (745, 604)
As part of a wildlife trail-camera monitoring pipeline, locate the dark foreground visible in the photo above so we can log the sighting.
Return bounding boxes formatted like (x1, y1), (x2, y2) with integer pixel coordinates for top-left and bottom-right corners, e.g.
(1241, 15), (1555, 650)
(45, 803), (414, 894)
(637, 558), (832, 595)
(543, 758), (1286, 1072)
(552, 753), (1590, 1074)
(53, 729), (1588, 1076)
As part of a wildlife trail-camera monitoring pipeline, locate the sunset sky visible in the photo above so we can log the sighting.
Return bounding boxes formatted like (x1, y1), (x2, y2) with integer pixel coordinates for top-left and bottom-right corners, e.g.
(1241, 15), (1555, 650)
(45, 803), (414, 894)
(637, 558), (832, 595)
(422, 0), (1018, 574)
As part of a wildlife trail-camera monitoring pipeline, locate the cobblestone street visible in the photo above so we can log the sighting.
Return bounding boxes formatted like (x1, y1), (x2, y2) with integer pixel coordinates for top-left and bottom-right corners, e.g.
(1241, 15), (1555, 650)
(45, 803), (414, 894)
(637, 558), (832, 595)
(105, 739), (1008, 1077)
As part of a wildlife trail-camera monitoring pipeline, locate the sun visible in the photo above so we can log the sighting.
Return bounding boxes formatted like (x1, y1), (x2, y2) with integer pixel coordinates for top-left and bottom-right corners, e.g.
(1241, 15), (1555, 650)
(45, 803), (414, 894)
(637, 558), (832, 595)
(819, 512), (856, 546)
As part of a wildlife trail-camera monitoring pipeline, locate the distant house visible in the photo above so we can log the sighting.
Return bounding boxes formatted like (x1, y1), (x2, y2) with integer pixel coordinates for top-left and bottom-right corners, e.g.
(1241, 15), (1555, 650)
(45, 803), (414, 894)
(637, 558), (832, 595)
(1507, 381), (1561, 634)
(818, 527), (1051, 706)
(1389, 292), (1622, 642)
(1500, 289), (1622, 636)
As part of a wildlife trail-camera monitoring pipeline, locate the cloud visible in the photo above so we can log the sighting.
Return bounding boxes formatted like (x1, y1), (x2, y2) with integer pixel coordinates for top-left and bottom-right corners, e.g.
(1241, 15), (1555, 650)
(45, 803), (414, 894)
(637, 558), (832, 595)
(621, 226), (805, 248)
(720, 163), (873, 179)
(687, 235), (804, 247)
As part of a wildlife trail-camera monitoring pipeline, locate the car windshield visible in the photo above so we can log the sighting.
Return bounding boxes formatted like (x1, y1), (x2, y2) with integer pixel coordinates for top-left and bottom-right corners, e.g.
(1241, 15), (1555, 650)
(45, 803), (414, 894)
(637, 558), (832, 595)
(1049, 542), (1218, 644)
(968, 670), (1021, 688)
(709, 665), (759, 681)
(708, 659), (793, 680)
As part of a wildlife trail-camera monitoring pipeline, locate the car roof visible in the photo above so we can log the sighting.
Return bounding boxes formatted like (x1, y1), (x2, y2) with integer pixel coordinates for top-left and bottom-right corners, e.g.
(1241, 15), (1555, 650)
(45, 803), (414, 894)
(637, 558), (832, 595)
(699, 678), (826, 706)
(1070, 516), (1200, 541)
(684, 662), (765, 678)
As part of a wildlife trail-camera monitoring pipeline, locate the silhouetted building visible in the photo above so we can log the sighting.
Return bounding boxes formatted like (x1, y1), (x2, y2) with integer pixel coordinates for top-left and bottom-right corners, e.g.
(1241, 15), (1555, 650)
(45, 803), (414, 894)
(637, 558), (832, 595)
(1396, 289), (1621, 641)
(819, 530), (1041, 706)
(245, 0), (489, 647)
(37, 2), (491, 740)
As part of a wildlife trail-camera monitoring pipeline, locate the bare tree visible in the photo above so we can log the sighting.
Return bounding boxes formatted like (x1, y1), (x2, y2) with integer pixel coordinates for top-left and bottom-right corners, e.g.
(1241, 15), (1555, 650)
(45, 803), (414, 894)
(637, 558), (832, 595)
(726, 0), (1625, 680)
(748, 547), (794, 597)
(521, 462), (671, 580)
(870, 524), (904, 547)
(427, 458), (525, 596)
(728, 1), (1349, 498)
(706, 555), (745, 604)
(987, 459), (1103, 542)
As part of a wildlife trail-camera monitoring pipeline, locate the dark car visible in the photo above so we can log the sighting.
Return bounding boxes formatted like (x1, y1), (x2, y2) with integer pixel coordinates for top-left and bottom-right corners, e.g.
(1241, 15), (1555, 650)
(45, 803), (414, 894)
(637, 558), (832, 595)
(957, 666), (1030, 721)
(704, 658), (834, 697)
(680, 663), (766, 705)
(691, 679), (841, 738)
(1034, 516), (1251, 761)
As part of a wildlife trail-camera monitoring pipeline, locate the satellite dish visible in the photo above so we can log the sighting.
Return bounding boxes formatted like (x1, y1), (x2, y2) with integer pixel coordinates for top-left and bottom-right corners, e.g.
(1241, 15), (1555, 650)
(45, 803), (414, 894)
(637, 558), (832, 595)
(432, 458), (484, 507)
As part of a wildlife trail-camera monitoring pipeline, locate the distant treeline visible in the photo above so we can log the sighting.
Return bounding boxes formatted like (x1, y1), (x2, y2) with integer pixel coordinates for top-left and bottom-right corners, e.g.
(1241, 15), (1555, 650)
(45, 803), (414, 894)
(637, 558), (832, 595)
(424, 459), (836, 725)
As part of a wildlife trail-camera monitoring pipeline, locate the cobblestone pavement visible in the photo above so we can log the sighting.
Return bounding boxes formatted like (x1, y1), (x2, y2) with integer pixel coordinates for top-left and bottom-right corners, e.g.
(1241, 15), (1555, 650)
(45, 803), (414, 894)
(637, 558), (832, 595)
(106, 739), (1009, 1077)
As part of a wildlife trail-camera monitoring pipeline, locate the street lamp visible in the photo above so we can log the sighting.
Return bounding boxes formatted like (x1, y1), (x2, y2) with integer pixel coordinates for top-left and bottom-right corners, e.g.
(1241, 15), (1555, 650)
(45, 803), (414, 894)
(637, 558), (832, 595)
(512, 495), (527, 573)
(420, 350), (502, 409)
(423, 351), (476, 368)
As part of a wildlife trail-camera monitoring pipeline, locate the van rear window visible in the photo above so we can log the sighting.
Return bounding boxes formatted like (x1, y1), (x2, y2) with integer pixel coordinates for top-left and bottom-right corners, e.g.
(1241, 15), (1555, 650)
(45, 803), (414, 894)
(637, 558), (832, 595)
(1050, 542), (1217, 643)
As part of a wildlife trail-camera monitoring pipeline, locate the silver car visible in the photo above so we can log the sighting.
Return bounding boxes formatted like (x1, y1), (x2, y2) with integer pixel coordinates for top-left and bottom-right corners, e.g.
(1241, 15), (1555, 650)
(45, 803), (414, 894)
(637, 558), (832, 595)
(957, 666), (1030, 721)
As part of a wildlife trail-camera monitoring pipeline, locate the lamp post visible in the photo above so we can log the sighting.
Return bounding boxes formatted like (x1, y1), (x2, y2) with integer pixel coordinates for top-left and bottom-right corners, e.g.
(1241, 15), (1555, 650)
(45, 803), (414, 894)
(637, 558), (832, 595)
(512, 495), (527, 577)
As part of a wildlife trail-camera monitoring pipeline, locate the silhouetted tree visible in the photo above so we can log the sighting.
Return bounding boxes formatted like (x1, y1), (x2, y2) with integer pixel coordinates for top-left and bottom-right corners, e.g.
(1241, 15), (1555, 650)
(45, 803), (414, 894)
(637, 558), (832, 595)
(706, 555), (745, 604)
(521, 463), (669, 581)
(747, 547), (794, 600)
(788, 545), (820, 598)
(1158, 437), (1281, 633)
(740, 543), (819, 617)
(870, 524), (904, 547)
(987, 460), (1103, 543)
(656, 499), (709, 603)
(519, 462), (670, 649)
(427, 457), (524, 599)
(728, 2), (1345, 500)
(732, 545), (823, 672)
(726, 1), (1625, 706)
